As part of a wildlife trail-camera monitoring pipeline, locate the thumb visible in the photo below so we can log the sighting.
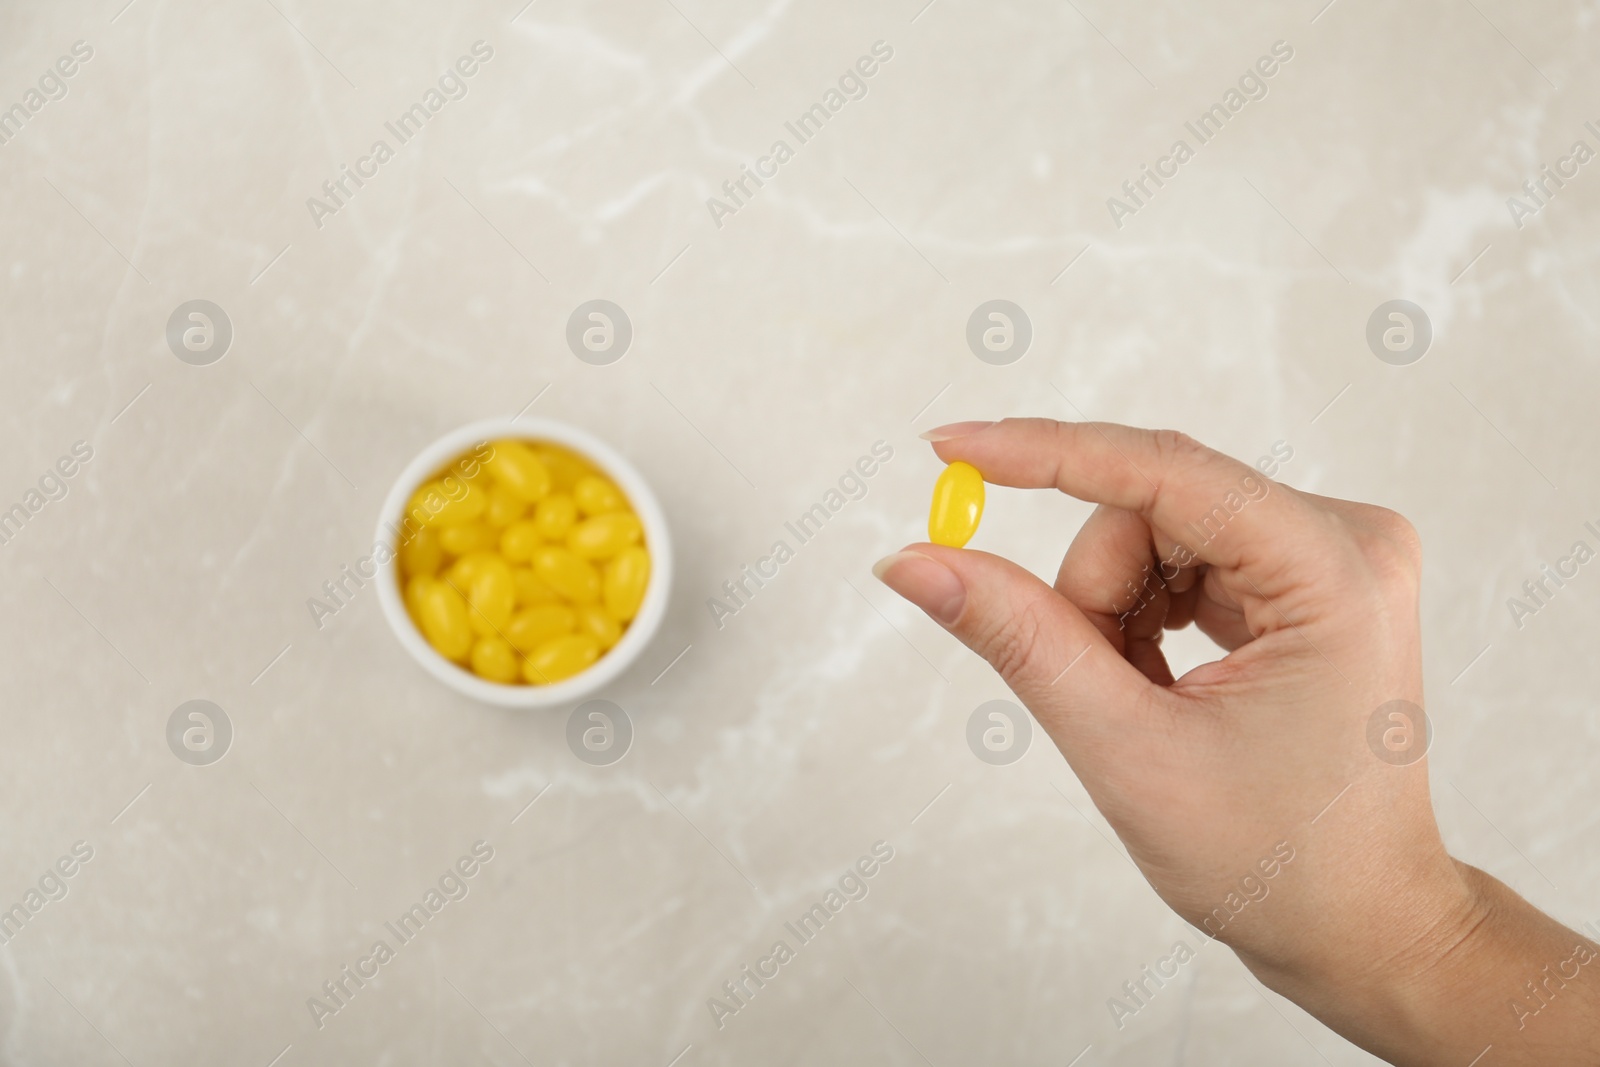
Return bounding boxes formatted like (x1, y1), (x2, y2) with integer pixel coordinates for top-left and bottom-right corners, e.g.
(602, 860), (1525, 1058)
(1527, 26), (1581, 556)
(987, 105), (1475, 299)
(872, 544), (1154, 739)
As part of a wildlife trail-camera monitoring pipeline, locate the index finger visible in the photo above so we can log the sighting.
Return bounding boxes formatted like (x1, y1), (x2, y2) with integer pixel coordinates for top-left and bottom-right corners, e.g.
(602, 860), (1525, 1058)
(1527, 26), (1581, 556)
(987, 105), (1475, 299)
(926, 418), (1332, 588)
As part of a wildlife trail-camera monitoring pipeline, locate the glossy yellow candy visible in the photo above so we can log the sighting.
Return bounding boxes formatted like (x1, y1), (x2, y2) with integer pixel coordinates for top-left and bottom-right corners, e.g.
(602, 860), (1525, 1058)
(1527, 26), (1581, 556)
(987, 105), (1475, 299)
(567, 512), (642, 560)
(575, 604), (622, 650)
(573, 475), (627, 517)
(532, 545), (600, 604)
(533, 446), (593, 491)
(438, 521), (496, 557)
(462, 555), (515, 637)
(485, 440), (552, 503)
(533, 493), (577, 540)
(444, 550), (497, 589)
(485, 485), (527, 528)
(928, 461), (984, 548)
(409, 478), (486, 526)
(603, 546), (650, 621)
(505, 603), (575, 653)
(523, 633), (600, 684)
(399, 527), (443, 577)
(397, 438), (652, 686)
(470, 637), (521, 683)
(512, 566), (559, 606)
(499, 519), (543, 563)
(414, 578), (473, 661)
(405, 574), (435, 618)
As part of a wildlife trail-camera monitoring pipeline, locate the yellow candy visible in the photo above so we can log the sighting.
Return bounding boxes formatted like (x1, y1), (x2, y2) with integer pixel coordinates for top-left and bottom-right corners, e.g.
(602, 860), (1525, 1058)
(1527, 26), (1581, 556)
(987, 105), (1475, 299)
(399, 527), (443, 577)
(438, 522), (496, 557)
(485, 439), (552, 503)
(575, 604), (622, 650)
(928, 461), (984, 548)
(533, 493), (577, 540)
(485, 485), (527, 528)
(532, 545), (600, 604)
(414, 578), (473, 661)
(511, 566), (559, 606)
(470, 637), (521, 683)
(461, 555), (515, 637)
(404, 574), (435, 618)
(408, 477), (486, 526)
(533, 446), (593, 491)
(499, 519), (543, 563)
(505, 603), (575, 653)
(573, 475), (627, 517)
(567, 512), (642, 560)
(603, 546), (650, 621)
(523, 633), (600, 684)
(444, 550), (497, 589)
(398, 438), (652, 686)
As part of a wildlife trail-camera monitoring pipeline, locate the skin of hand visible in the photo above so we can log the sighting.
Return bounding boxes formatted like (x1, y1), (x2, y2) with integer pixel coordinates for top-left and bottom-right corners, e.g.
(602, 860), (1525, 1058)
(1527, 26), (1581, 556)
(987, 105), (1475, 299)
(873, 418), (1600, 1065)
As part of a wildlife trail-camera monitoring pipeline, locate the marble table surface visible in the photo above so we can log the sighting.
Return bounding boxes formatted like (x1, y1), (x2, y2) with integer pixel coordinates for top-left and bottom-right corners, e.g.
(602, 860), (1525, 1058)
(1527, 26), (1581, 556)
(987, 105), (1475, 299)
(1, 0), (1597, 1063)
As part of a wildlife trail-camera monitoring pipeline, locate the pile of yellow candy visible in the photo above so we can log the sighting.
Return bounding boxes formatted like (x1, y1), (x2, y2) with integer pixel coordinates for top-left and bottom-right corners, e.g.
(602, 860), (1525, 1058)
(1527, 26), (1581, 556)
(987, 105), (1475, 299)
(398, 438), (651, 685)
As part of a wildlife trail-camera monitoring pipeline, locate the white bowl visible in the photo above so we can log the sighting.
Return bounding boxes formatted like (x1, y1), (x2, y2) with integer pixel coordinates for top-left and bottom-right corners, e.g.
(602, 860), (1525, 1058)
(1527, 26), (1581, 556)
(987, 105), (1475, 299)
(375, 417), (672, 708)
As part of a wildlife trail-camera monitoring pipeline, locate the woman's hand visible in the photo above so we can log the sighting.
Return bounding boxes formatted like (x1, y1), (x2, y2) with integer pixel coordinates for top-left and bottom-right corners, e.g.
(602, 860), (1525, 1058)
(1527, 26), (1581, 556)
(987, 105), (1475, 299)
(874, 418), (1600, 1065)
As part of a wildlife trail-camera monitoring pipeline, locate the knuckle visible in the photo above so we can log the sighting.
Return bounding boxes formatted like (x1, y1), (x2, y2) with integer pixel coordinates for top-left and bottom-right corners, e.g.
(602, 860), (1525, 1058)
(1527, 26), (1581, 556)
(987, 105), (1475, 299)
(1145, 429), (1211, 512)
(1344, 526), (1422, 609)
(1046, 417), (1077, 454)
(1378, 509), (1423, 562)
(1366, 540), (1421, 592)
(1151, 428), (1207, 468)
(1360, 508), (1423, 581)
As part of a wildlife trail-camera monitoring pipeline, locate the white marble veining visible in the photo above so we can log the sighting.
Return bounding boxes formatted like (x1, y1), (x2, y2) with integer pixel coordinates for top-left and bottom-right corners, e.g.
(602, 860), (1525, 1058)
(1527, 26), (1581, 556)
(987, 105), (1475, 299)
(0, 1), (1597, 1063)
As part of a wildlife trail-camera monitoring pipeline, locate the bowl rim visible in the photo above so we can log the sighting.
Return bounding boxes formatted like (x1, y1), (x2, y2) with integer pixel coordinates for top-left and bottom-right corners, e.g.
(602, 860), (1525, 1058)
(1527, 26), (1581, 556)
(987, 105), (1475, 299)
(374, 416), (673, 708)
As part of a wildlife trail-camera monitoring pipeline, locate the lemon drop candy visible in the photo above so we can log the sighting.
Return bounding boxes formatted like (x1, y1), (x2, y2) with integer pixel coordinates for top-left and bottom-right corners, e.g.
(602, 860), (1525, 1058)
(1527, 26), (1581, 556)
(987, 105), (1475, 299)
(602, 546), (650, 621)
(511, 566), (559, 606)
(470, 636), (521, 684)
(484, 439), (552, 503)
(399, 527), (443, 578)
(523, 633), (601, 684)
(409, 477), (487, 526)
(567, 512), (642, 560)
(484, 484), (527, 528)
(415, 579), (474, 662)
(575, 604), (622, 650)
(505, 603), (576, 654)
(572, 475), (627, 517)
(533, 445), (594, 491)
(404, 574), (436, 619)
(444, 549), (498, 590)
(499, 519), (543, 563)
(928, 461), (985, 548)
(533, 493), (577, 541)
(437, 521), (496, 557)
(532, 545), (601, 604)
(461, 554), (516, 637)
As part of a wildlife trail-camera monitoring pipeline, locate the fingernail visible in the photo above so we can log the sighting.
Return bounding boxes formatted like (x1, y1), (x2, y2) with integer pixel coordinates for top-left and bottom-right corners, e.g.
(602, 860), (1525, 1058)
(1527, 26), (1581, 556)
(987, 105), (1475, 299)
(871, 550), (966, 624)
(919, 420), (995, 442)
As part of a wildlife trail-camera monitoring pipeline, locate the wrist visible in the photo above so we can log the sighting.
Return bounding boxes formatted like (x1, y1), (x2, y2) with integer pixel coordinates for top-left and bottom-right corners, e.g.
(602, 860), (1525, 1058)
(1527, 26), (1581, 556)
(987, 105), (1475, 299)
(1340, 860), (1499, 1060)
(1248, 858), (1600, 1066)
(1239, 852), (1492, 1063)
(1413, 864), (1600, 1061)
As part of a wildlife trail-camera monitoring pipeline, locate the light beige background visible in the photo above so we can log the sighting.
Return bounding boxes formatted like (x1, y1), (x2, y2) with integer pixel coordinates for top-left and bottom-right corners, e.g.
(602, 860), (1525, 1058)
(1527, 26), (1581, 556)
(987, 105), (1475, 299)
(1, 0), (1596, 1063)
